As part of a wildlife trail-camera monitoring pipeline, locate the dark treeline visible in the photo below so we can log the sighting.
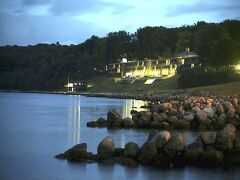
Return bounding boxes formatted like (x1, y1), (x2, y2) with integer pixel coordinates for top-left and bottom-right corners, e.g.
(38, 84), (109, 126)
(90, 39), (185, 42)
(0, 20), (240, 90)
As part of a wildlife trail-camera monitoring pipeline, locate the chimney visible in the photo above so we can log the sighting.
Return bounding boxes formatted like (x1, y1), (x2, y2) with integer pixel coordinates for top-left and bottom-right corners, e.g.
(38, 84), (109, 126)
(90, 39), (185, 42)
(186, 48), (190, 52)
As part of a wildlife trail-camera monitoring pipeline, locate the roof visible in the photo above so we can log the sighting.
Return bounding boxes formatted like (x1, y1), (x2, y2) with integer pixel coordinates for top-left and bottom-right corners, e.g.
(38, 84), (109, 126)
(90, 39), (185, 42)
(174, 50), (198, 58)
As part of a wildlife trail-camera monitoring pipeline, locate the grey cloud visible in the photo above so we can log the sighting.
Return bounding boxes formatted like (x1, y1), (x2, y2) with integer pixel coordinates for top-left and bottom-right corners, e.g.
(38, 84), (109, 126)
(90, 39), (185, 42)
(49, 0), (131, 16)
(22, 0), (50, 6)
(166, 1), (240, 17)
(0, 12), (106, 46)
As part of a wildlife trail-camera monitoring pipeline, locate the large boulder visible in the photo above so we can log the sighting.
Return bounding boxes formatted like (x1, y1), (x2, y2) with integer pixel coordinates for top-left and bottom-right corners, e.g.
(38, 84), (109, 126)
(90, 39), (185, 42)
(164, 133), (186, 156)
(187, 136), (204, 154)
(216, 124), (236, 151)
(203, 106), (215, 119)
(227, 108), (236, 118)
(168, 108), (177, 116)
(149, 121), (162, 128)
(196, 111), (207, 121)
(235, 134), (240, 152)
(216, 103), (224, 115)
(124, 142), (139, 159)
(122, 117), (135, 128)
(138, 141), (158, 165)
(200, 150), (224, 166)
(107, 110), (122, 127)
(152, 112), (164, 122)
(173, 120), (191, 129)
(159, 113), (168, 120)
(97, 136), (115, 157)
(148, 131), (171, 149)
(232, 98), (238, 107)
(185, 137), (204, 165)
(168, 116), (178, 124)
(138, 112), (152, 126)
(159, 103), (172, 111)
(224, 101), (233, 111)
(183, 102), (192, 111)
(200, 132), (217, 145)
(96, 117), (107, 127)
(64, 143), (88, 161)
(183, 114), (194, 122)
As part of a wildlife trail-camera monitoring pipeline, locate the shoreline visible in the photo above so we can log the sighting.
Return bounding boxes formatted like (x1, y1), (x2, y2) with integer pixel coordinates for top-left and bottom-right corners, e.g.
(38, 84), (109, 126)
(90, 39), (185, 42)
(1, 89), (240, 102)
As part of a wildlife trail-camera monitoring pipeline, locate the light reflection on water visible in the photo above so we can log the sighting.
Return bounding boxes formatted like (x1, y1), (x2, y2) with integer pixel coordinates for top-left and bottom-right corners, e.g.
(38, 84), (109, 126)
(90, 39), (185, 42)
(67, 96), (147, 147)
(68, 96), (81, 146)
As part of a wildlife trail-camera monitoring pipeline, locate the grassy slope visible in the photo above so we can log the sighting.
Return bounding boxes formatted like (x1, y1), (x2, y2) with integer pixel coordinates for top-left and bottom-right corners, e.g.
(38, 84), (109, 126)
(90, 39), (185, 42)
(88, 75), (240, 94)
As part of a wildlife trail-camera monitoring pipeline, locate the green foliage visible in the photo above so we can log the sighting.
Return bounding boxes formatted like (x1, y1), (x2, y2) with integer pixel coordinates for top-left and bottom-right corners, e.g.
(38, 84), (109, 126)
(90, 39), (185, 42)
(0, 20), (240, 90)
(178, 66), (240, 88)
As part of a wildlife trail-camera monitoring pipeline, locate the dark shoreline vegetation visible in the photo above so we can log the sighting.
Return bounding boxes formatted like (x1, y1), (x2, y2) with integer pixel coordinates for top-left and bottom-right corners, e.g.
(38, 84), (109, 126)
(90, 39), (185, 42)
(1, 20), (240, 91)
(55, 124), (240, 168)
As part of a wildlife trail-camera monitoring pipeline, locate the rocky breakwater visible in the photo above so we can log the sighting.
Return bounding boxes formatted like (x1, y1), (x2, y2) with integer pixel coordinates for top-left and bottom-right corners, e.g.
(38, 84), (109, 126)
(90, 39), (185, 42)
(87, 96), (240, 130)
(56, 124), (240, 167)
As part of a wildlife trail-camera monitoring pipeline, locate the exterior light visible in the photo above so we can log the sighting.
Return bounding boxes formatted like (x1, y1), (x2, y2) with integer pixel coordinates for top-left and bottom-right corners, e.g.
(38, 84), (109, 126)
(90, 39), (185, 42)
(235, 64), (240, 71)
(144, 79), (155, 84)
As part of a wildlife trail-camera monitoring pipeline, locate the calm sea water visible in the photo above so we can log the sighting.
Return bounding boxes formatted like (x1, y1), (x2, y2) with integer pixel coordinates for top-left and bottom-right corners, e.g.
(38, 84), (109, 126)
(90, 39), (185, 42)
(0, 92), (239, 180)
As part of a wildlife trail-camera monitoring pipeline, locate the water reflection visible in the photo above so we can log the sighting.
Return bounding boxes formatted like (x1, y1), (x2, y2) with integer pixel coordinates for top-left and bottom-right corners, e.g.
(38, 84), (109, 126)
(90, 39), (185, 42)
(67, 97), (147, 147)
(122, 99), (147, 118)
(68, 96), (81, 147)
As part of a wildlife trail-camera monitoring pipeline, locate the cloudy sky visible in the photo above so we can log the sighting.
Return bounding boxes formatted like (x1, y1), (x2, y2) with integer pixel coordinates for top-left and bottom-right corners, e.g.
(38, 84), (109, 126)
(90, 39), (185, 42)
(0, 0), (239, 46)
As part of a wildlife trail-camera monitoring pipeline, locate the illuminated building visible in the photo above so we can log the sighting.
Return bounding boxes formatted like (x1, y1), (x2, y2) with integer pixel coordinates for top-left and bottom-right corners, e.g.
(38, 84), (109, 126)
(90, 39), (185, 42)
(108, 48), (199, 78)
(64, 81), (88, 92)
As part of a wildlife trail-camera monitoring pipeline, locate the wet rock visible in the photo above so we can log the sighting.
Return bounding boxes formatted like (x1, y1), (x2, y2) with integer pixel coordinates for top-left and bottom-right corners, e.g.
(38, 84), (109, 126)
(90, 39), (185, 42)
(149, 121), (162, 128)
(159, 113), (168, 120)
(173, 120), (191, 129)
(150, 105), (160, 114)
(138, 112), (152, 126)
(148, 131), (171, 149)
(122, 117), (135, 128)
(64, 143), (88, 161)
(203, 106), (214, 119)
(55, 153), (66, 159)
(216, 103), (224, 115)
(152, 153), (171, 167)
(216, 124), (236, 151)
(159, 122), (170, 129)
(227, 108), (236, 118)
(232, 98), (238, 107)
(119, 158), (138, 166)
(183, 114), (194, 122)
(163, 102), (172, 110)
(235, 134), (240, 152)
(138, 141), (158, 165)
(200, 150), (224, 166)
(192, 106), (201, 113)
(200, 132), (217, 145)
(114, 148), (124, 156)
(96, 117), (107, 127)
(87, 121), (98, 127)
(168, 108), (177, 116)
(168, 116), (178, 124)
(164, 133), (186, 156)
(196, 111), (207, 121)
(187, 136), (204, 154)
(107, 110), (122, 127)
(124, 142), (139, 159)
(224, 101), (233, 111)
(152, 112), (163, 122)
(97, 137), (115, 157)
(183, 102), (192, 111)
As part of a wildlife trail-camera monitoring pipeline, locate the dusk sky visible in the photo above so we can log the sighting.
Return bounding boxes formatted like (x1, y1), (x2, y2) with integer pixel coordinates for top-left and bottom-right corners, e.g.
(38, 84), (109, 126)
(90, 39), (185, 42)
(0, 0), (239, 46)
